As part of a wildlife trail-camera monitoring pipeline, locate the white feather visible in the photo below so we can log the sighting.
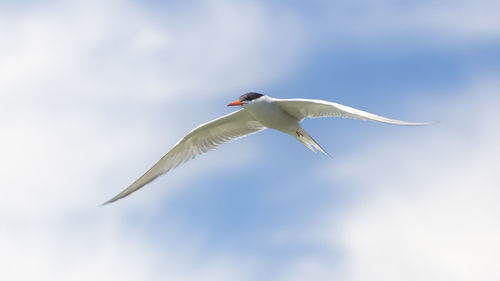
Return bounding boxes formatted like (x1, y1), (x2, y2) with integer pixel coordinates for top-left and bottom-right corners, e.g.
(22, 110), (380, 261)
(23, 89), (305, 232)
(104, 95), (432, 204)
(276, 98), (433, 126)
(103, 109), (264, 204)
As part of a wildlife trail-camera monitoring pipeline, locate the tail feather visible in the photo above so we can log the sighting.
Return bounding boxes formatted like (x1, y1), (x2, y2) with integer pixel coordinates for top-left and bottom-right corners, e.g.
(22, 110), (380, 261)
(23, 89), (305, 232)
(294, 128), (332, 158)
(297, 138), (316, 153)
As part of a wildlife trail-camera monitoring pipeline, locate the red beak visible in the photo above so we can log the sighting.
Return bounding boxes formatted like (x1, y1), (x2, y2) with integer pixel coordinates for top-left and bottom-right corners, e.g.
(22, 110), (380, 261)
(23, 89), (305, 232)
(227, 100), (244, 106)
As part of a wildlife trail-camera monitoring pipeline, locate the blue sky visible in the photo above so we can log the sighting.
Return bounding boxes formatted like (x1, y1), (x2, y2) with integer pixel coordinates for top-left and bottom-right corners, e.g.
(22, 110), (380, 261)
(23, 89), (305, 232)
(1, 0), (500, 280)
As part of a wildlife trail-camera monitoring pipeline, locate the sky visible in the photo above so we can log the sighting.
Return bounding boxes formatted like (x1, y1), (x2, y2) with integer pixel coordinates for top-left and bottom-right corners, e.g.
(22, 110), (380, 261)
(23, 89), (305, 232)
(1, 0), (499, 280)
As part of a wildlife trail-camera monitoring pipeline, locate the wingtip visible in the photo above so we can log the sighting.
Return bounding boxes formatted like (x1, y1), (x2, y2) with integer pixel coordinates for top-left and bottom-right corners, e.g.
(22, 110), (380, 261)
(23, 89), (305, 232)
(100, 196), (119, 207)
(99, 200), (111, 207)
(420, 120), (439, 126)
(404, 120), (438, 126)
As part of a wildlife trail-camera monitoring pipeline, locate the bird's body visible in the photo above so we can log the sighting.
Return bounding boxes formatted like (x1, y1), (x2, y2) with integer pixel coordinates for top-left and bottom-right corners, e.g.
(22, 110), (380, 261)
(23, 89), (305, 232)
(245, 96), (299, 133)
(103, 93), (431, 204)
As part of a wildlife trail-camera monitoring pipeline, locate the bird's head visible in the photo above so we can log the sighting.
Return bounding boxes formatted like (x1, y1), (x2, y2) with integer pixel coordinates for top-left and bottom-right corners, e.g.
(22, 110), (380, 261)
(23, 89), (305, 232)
(227, 92), (264, 106)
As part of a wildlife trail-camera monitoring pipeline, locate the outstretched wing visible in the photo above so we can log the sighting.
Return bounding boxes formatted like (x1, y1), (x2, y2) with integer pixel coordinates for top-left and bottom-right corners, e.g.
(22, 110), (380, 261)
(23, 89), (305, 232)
(103, 109), (264, 204)
(276, 98), (432, 126)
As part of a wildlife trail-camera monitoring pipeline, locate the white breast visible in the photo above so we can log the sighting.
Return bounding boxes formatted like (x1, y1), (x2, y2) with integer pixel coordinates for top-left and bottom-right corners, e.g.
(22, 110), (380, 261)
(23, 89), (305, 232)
(243, 96), (299, 133)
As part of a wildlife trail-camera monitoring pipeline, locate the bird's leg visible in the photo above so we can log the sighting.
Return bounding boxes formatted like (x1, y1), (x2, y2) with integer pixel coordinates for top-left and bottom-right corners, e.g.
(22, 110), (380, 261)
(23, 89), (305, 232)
(296, 131), (304, 137)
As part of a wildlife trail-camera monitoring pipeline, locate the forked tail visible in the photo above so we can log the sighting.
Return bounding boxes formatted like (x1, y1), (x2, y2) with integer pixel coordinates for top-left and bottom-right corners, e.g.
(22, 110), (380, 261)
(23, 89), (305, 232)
(293, 128), (332, 158)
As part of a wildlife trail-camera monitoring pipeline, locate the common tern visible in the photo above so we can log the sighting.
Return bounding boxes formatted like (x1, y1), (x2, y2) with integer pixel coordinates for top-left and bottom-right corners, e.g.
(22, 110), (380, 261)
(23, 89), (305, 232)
(104, 92), (431, 204)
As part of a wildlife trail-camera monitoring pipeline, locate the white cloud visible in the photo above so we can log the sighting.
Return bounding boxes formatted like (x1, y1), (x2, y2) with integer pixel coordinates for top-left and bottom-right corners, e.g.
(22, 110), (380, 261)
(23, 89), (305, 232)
(291, 80), (500, 281)
(2, 0), (499, 280)
(0, 0), (305, 214)
(1, 220), (258, 281)
(0, 0), (305, 103)
(322, 0), (500, 43)
(0, 0), (305, 280)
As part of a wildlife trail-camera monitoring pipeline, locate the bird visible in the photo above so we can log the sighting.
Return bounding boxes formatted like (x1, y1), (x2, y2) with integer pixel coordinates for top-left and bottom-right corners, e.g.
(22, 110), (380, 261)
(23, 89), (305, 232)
(103, 92), (431, 204)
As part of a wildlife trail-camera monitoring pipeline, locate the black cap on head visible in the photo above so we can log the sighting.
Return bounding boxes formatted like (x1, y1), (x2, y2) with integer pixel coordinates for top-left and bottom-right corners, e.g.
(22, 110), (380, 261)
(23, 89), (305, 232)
(239, 92), (264, 102)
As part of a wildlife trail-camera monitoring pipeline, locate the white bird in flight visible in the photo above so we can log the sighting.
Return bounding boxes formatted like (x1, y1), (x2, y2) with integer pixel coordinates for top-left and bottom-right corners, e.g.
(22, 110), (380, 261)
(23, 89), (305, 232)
(103, 93), (431, 204)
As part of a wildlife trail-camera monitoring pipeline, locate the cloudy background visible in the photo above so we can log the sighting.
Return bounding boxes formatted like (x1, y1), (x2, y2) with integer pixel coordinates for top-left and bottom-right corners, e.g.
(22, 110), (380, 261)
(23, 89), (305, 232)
(1, 0), (499, 280)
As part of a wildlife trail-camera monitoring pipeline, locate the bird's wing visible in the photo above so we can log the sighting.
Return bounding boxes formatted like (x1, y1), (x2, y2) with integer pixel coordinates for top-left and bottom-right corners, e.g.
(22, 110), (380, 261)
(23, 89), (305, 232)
(276, 98), (432, 126)
(103, 109), (264, 204)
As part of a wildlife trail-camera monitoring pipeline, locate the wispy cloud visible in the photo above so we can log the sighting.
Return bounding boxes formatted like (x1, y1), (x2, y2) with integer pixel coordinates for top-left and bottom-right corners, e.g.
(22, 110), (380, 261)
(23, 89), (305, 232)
(288, 80), (500, 281)
(1, 0), (499, 280)
(320, 0), (500, 43)
(0, 0), (306, 280)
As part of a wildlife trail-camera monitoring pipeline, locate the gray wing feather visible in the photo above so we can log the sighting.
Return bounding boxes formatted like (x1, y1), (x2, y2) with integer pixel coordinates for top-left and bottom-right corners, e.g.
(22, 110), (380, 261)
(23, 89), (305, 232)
(277, 98), (432, 126)
(103, 109), (264, 204)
